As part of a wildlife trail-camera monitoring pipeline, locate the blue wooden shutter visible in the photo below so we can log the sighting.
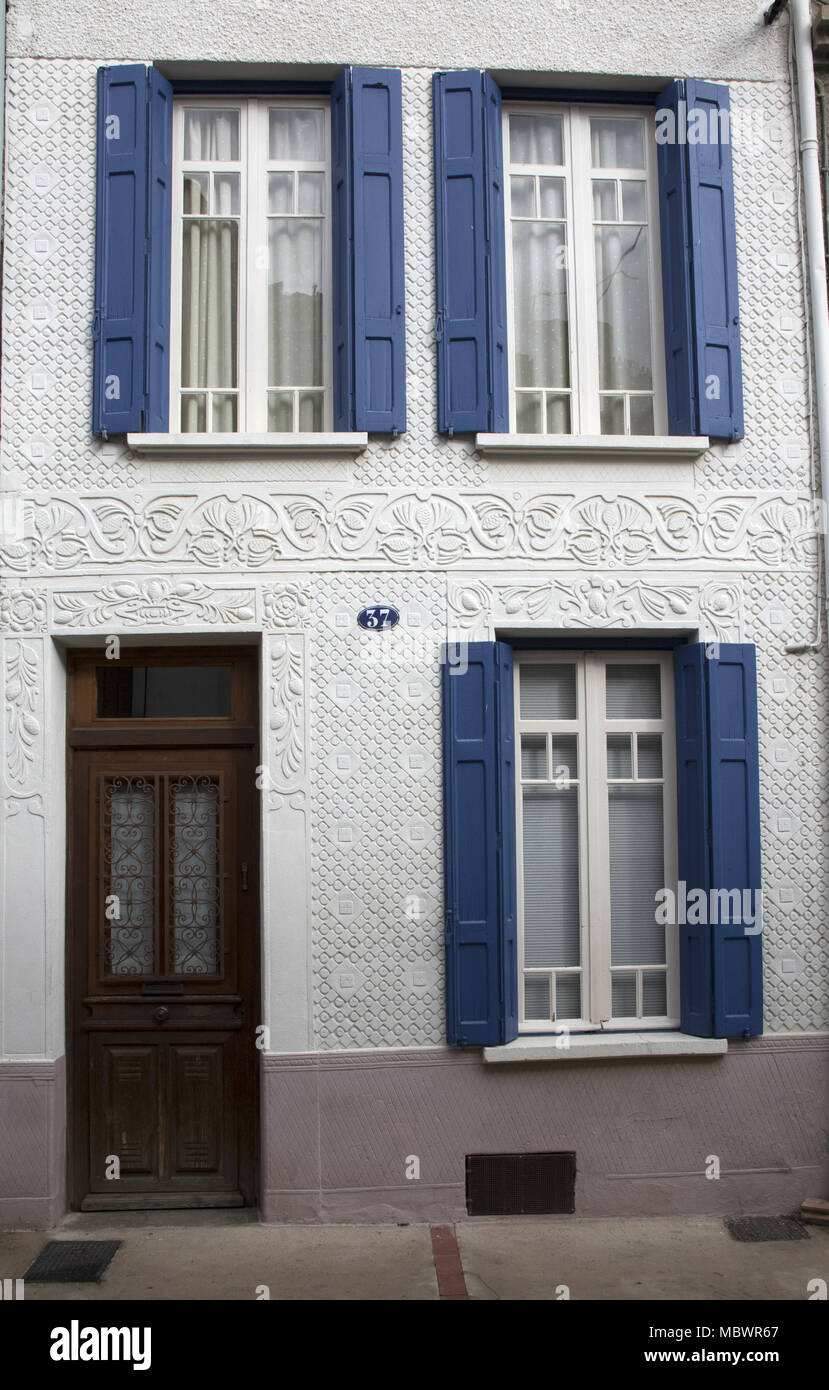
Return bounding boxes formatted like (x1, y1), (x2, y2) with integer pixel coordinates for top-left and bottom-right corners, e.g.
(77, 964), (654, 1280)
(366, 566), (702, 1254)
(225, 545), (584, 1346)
(331, 69), (354, 431)
(332, 68), (406, 433)
(434, 71), (508, 434)
(674, 644), (713, 1034)
(93, 65), (149, 434)
(675, 643), (762, 1037)
(686, 80), (744, 440)
(707, 645), (762, 1036)
(657, 80), (744, 440)
(144, 68), (173, 432)
(443, 641), (517, 1045)
(351, 67), (406, 432)
(657, 81), (696, 438)
(93, 64), (172, 436)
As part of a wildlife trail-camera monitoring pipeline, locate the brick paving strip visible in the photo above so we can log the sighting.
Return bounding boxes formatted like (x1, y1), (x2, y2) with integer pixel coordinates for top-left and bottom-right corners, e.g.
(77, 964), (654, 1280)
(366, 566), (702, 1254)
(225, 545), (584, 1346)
(430, 1224), (469, 1300)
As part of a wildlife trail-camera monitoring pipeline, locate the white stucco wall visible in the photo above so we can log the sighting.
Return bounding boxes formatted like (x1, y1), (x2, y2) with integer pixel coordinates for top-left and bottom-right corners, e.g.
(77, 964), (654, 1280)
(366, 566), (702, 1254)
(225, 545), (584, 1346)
(1, 0), (827, 1062)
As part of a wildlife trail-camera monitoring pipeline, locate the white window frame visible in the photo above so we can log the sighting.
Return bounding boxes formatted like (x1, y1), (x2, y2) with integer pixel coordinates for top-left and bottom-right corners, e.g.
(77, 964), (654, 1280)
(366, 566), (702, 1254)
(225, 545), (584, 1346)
(503, 102), (668, 437)
(170, 94), (332, 434)
(514, 650), (679, 1033)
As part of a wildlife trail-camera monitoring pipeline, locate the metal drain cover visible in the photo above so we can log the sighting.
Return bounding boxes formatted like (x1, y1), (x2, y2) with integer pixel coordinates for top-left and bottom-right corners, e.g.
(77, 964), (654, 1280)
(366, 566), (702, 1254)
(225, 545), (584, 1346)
(23, 1240), (121, 1283)
(725, 1215), (809, 1243)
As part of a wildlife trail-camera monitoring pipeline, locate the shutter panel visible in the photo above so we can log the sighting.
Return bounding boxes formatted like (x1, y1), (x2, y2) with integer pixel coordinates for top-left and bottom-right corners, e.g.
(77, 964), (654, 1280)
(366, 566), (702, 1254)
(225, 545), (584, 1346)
(674, 644), (713, 1035)
(657, 81), (696, 438)
(331, 69), (354, 432)
(686, 80), (744, 440)
(435, 71), (508, 434)
(144, 68), (173, 433)
(351, 67), (406, 433)
(707, 645), (762, 1036)
(443, 641), (517, 1045)
(93, 65), (149, 435)
(675, 643), (762, 1037)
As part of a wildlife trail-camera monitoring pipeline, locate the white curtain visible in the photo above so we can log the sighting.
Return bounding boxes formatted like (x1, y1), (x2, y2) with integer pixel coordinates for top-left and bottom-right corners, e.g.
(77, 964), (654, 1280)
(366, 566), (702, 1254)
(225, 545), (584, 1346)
(267, 218), (323, 388)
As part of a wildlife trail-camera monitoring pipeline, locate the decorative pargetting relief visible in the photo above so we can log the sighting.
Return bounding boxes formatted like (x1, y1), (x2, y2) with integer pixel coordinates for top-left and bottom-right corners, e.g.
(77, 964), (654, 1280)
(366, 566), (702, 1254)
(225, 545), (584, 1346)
(0, 489), (822, 575)
(269, 637), (306, 792)
(0, 586), (47, 632)
(448, 576), (743, 642)
(4, 641), (42, 786)
(52, 579), (257, 627)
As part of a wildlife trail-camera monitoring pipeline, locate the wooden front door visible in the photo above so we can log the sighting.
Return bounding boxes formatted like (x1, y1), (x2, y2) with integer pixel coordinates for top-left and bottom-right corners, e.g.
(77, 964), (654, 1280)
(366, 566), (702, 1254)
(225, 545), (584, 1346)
(68, 650), (259, 1210)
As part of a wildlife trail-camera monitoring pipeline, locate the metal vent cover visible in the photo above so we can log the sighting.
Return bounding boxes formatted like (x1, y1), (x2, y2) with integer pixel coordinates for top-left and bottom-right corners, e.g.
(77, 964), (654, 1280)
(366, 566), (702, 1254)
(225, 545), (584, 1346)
(23, 1240), (122, 1283)
(725, 1215), (810, 1243)
(466, 1152), (576, 1216)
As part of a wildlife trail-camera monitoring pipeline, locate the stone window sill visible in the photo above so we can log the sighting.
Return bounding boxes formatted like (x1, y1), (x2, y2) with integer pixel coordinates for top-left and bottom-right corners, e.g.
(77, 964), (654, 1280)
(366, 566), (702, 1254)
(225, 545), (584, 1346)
(475, 433), (709, 463)
(483, 1031), (728, 1063)
(127, 432), (369, 457)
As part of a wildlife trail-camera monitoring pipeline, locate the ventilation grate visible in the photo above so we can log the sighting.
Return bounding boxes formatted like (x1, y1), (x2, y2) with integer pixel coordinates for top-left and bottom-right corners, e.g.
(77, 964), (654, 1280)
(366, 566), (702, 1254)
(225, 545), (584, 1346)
(725, 1215), (810, 1243)
(466, 1152), (576, 1216)
(23, 1240), (122, 1283)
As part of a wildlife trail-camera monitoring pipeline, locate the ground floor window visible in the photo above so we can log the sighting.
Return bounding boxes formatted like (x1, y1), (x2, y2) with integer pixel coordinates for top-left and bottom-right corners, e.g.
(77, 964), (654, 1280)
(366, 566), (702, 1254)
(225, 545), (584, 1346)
(515, 651), (678, 1031)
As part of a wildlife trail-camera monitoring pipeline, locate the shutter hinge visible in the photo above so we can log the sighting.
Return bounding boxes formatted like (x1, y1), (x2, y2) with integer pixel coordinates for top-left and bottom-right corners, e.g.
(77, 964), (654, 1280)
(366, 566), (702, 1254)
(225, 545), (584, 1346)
(91, 309), (101, 342)
(447, 423), (455, 438)
(144, 237), (150, 256)
(444, 907), (454, 944)
(434, 311), (443, 341)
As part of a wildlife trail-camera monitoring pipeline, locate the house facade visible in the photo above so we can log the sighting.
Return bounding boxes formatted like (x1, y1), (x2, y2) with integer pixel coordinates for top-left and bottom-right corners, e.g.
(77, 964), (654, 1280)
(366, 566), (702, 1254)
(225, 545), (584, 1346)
(1, 0), (828, 1226)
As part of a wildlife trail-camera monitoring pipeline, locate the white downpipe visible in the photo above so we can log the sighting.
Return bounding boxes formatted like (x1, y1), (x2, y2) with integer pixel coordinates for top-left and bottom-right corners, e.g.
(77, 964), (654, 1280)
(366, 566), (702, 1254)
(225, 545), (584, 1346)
(791, 0), (829, 610)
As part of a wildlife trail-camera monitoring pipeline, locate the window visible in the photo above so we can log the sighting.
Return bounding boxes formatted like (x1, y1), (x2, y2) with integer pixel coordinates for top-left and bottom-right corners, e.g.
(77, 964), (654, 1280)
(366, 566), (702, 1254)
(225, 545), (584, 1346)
(93, 65), (405, 438)
(171, 98), (331, 434)
(515, 652), (678, 1030)
(504, 106), (666, 436)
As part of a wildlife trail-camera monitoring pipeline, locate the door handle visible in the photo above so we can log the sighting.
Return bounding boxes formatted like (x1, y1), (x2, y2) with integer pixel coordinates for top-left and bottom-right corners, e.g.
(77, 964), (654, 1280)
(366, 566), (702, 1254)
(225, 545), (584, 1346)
(153, 1006), (170, 1023)
(241, 861), (248, 891)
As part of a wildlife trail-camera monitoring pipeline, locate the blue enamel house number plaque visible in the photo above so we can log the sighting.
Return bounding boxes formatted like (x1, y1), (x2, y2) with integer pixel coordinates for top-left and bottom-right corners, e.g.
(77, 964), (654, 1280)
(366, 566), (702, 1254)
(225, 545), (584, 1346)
(357, 606), (400, 631)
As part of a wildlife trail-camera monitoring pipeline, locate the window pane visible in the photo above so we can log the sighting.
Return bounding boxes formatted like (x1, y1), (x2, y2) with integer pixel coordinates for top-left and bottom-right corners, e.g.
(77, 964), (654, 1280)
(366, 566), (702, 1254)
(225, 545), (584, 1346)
(269, 107), (325, 160)
(622, 180), (647, 222)
(268, 172), (293, 213)
(606, 733), (632, 778)
(637, 734), (663, 779)
(546, 394), (571, 433)
(594, 225), (653, 390)
(170, 777), (220, 976)
(629, 395), (654, 434)
(213, 173), (239, 215)
(556, 975), (581, 1020)
(105, 777), (155, 977)
(181, 393), (206, 432)
(600, 394), (625, 434)
(97, 666), (233, 719)
(609, 784), (665, 966)
(298, 171), (324, 214)
(183, 109), (239, 161)
(211, 392), (237, 431)
(521, 732), (547, 779)
(298, 390), (324, 431)
(592, 179), (617, 220)
(268, 391), (294, 431)
(268, 218), (324, 388)
(524, 975), (551, 1020)
(590, 117), (645, 169)
(520, 663), (577, 719)
(509, 113), (563, 165)
(643, 971), (667, 1016)
(512, 222), (570, 388)
(522, 788), (581, 968)
(551, 734), (578, 781)
(611, 973), (637, 1016)
(510, 175), (535, 216)
(606, 663), (661, 718)
(183, 173), (208, 214)
(181, 220), (238, 388)
(516, 391), (542, 432)
(539, 177), (565, 218)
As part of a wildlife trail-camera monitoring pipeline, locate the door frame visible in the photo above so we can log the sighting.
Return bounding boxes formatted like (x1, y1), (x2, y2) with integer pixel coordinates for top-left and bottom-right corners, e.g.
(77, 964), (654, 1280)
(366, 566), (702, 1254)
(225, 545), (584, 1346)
(65, 645), (261, 1211)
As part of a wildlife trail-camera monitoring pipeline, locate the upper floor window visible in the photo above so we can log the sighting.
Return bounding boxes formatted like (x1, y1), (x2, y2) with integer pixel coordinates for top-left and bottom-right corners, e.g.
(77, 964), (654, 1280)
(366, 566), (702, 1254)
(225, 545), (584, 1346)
(171, 97), (331, 434)
(504, 104), (666, 436)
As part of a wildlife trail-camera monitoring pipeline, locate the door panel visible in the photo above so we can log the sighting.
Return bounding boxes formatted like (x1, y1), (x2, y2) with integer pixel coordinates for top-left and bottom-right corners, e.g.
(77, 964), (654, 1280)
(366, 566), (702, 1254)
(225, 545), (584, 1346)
(69, 650), (259, 1211)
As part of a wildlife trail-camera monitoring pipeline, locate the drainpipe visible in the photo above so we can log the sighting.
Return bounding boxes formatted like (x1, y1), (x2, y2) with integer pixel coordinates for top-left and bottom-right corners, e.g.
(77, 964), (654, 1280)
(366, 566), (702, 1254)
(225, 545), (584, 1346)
(786, 0), (829, 620)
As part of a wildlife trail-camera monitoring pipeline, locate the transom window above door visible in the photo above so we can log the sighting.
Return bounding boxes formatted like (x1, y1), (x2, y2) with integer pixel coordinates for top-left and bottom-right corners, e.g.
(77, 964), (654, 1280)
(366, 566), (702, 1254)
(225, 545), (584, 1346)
(171, 97), (331, 434)
(504, 105), (667, 436)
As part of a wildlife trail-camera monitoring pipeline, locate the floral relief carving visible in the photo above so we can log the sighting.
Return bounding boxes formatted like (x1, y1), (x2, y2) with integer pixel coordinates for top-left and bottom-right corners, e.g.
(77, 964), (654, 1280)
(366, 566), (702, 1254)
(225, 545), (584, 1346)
(0, 586), (47, 632)
(262, 583), (311, 629)
(5, 642), (41, 785)
(52, 579), (256, 627)
(0, 489), (822, 574)
(270, 637), (305, 788)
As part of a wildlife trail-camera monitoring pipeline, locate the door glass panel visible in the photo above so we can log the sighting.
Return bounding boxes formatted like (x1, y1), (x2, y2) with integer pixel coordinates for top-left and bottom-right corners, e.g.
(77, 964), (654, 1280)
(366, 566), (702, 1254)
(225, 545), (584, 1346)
(104, 778), (155, 977)
(522, 787), (580, 968)
(169, 777), (221, 976)
(96, 666), (232, 719)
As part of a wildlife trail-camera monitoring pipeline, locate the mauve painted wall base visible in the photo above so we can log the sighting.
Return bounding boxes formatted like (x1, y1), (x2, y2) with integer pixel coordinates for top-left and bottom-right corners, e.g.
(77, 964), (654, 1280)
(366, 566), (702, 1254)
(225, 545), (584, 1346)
(260, 1036), (829, 1224)
(0, 1058), (66, 1229)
